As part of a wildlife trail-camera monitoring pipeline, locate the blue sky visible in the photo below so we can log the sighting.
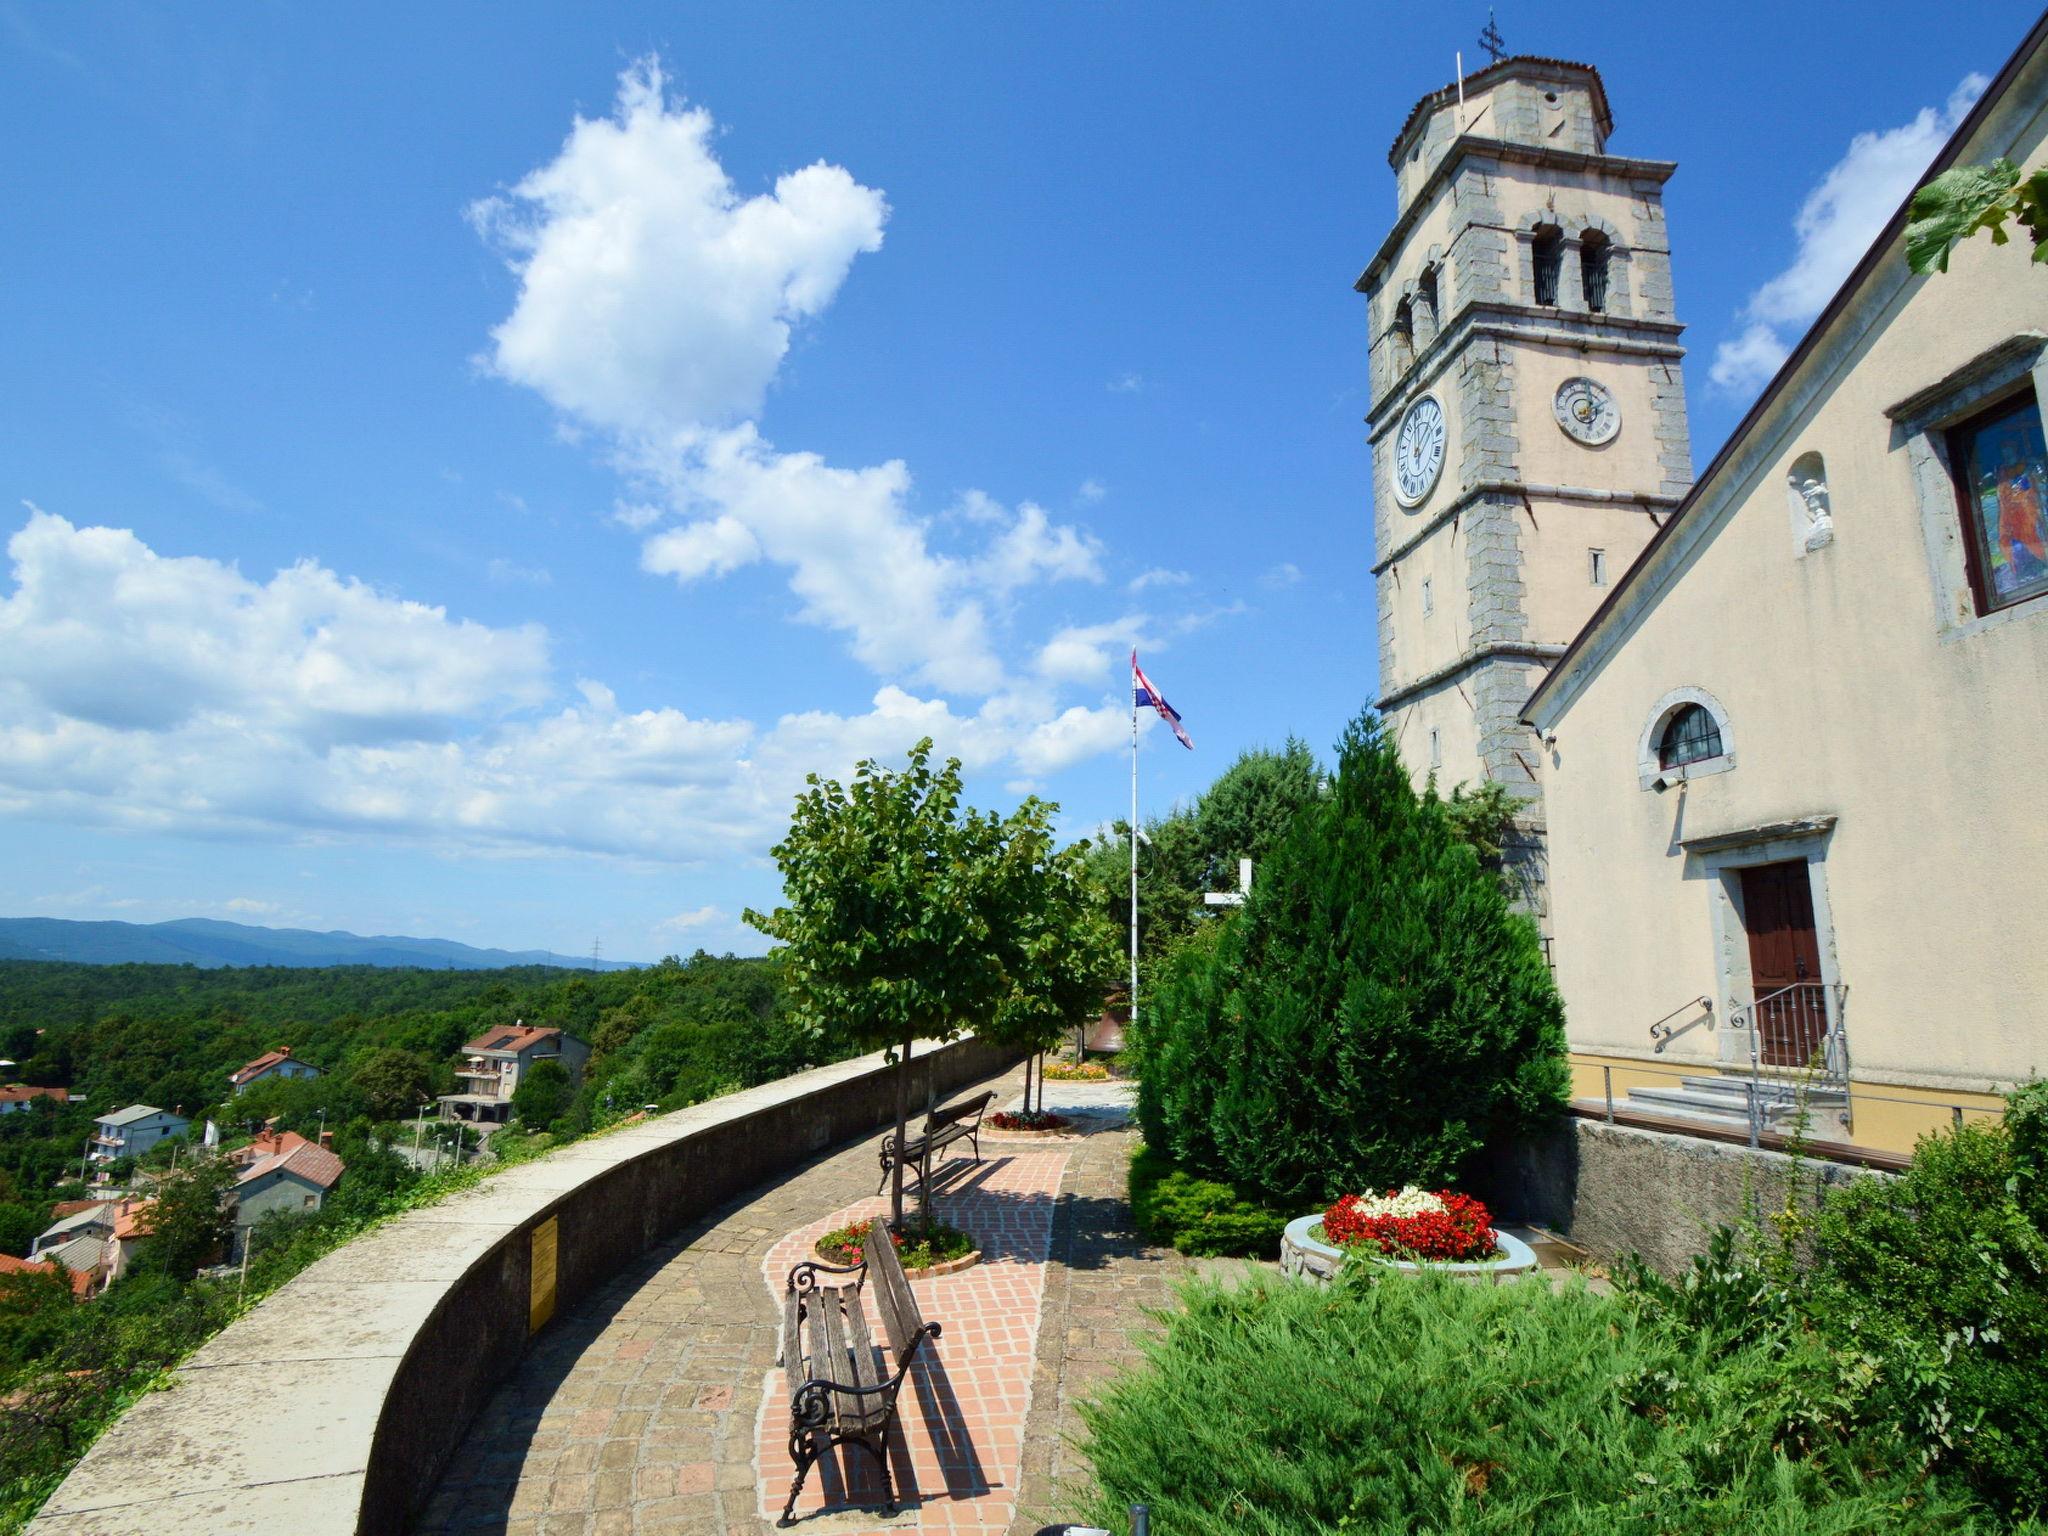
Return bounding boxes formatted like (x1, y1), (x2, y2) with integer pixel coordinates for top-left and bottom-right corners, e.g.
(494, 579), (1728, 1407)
(0, 2), (2033, 961)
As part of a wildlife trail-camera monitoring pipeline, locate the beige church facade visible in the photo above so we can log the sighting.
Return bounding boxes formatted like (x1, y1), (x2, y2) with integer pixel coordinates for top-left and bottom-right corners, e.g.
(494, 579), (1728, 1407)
(1368, 20), (2048, 1156)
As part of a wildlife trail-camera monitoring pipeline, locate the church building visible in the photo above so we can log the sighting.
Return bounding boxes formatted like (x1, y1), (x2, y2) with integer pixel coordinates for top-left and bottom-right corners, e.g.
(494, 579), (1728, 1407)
(1366, 16), (2048, 1156)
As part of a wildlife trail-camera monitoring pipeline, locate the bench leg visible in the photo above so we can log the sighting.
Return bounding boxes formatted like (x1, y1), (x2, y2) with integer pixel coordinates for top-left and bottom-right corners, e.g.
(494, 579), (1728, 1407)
(861, 1424), (897, 1514)
(780, 1433), (818, 1526)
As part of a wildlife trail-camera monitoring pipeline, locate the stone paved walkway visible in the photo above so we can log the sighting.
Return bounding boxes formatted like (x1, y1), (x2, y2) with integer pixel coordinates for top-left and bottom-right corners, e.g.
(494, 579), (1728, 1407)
(416, 1065), (1196, 1535)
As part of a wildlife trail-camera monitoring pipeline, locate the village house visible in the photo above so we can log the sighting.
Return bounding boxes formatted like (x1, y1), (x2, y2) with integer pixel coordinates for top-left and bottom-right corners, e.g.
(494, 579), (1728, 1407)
(227, 1048), (320, 1095)
(225, 1128), (345, 1255)
(0, 1252), (95, 1300)
(437, 1023), (589, 1125)
(28, 1201), (115, 1259)
(0, 1084), (68, 1115)
(84, 1105), (189, 1178)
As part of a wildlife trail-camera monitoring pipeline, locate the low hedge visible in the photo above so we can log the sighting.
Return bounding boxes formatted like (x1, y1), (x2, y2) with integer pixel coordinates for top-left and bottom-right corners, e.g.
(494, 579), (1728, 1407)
(1077, 1268), (1994, 1534)
(1129, 1145), (1290, 1258)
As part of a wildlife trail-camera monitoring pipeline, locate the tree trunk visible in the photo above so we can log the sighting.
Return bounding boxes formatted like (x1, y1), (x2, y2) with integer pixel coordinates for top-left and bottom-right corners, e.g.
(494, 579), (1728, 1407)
(1023, 1051), (1034, 1118)
(890, 1027), (910, 1231)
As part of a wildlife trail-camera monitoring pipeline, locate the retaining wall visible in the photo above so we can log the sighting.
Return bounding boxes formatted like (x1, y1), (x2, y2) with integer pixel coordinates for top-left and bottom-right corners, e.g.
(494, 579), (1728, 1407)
(1477, 1114), (1882, 1275)
(27, 1035), (1016, 1536)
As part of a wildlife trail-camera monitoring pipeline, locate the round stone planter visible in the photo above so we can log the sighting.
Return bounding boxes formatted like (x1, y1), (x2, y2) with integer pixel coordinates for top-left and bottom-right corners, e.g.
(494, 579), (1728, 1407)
(813, 1239), (983, 1278)
(1279, 1215), (1538, 1286)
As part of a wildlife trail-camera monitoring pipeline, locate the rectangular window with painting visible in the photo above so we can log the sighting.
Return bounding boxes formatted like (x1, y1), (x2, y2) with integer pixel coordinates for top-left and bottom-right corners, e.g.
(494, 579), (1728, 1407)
(1952, 389), (2048, 614)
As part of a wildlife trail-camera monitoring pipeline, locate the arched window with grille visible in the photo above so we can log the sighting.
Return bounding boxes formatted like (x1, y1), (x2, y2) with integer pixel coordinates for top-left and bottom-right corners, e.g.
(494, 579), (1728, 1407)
(1638, 688), (1735, 787)
(1531, 225), (1563, 306)
(1657, 704), (1723, 769)
(1580, 229), (1612, 313)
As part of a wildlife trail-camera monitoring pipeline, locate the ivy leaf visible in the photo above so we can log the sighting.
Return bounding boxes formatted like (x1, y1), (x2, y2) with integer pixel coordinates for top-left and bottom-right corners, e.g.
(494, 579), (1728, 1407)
(1907, 159), (2023, 274)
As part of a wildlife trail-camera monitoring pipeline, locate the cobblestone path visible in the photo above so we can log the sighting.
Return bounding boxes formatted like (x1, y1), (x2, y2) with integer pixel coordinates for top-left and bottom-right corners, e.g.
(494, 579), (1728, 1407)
(416, 1066), (1199, 1536)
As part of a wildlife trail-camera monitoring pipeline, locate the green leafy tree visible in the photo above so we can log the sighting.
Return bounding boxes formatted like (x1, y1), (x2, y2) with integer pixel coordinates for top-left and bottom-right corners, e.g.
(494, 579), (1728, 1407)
(132, 1156), (237, 1282)
(1907, 156), (2048, 273)
(981, 820), (1121, 1113)
(1189, 737), (1323, 894)
(348, 1046), (435, 1123)
(0, 1201), (46, 1258)
(1139, 712), (1568, 1205)
(1080, 741), (1327, 1020)
(510, 1059), (571, 1131)
(747, 739), (1075, 1228)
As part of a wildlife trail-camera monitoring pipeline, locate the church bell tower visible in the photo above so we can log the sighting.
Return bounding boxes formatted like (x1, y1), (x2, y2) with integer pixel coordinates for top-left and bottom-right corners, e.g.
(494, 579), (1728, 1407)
(1360, 55), (1692, 842)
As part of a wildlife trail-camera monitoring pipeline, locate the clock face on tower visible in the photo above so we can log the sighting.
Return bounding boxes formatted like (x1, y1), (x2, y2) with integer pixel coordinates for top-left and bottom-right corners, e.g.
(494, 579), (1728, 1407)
(1554, 376), (1622, 445)
(1393, 393), (1447, 507)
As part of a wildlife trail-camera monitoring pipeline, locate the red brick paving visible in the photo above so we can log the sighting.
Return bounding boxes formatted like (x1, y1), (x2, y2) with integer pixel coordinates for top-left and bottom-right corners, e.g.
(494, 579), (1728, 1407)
(756, 1148), (1070, 1532)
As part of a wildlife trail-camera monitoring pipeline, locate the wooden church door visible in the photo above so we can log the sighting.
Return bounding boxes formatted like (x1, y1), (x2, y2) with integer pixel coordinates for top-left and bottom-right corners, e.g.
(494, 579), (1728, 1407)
(1739, 861), (1826, 1068)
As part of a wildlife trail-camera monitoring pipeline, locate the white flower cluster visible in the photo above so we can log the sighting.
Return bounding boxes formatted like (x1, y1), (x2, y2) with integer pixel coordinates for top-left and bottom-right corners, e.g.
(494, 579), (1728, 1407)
(1340, 1186), (1447, 1221)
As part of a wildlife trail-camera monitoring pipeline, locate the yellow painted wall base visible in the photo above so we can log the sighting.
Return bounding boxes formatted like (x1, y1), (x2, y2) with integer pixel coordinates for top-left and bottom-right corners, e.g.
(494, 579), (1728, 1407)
(1567, 1051), (2008, 1159)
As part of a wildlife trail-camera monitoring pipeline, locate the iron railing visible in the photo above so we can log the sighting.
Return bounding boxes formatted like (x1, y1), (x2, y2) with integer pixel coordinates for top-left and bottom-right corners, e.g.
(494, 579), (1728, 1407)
(1634, 981), (1852, 1147)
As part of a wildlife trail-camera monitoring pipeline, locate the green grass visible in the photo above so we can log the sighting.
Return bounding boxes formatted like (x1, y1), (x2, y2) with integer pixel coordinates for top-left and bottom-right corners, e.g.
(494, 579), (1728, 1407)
(1128, 1144), (1291, 1258)
(1076, 1268), (2007, 1535)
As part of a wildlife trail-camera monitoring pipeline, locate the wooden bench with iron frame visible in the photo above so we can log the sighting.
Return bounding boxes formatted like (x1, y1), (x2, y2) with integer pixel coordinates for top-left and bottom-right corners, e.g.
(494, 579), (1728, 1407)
(876, 1088), (995, 1196)
(778, 1224), (939, 1525)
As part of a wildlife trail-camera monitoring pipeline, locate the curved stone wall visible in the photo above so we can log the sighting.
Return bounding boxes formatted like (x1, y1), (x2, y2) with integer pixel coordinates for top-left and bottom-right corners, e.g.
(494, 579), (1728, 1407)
(27, 1036), (1015, 1536)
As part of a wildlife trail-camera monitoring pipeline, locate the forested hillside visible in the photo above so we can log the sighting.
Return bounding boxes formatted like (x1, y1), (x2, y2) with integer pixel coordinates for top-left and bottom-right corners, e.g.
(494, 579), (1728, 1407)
(0, 950), (817, 1527)
(0, 952), (808, 1243)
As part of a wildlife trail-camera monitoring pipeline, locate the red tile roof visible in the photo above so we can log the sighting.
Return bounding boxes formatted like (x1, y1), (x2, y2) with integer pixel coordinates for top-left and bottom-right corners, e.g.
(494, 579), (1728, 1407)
(0, 1253), (93, 1299)
(462, 1024), (561, 1056)
(231, 1130), (344, 1191)
(229, 1049), (304, 1086)
(0, 1085), (68, 1106)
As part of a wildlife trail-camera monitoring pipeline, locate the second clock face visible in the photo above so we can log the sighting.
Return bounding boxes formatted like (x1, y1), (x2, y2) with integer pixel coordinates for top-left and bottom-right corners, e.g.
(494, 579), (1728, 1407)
(1554, 376), (1621, 445)
(1394, 394), (1447, 507)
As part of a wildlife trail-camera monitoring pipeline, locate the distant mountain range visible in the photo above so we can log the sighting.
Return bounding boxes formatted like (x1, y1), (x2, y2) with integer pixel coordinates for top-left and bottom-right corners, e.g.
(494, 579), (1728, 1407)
(0, 916), (643, 971)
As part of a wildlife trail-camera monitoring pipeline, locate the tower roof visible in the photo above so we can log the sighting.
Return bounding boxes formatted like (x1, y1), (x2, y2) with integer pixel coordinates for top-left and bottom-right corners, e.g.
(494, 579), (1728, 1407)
(1387, 55), (1613, 167)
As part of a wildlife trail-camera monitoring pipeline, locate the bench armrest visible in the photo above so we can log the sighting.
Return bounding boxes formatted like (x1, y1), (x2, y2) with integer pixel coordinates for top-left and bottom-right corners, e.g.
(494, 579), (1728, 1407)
(785, 1257), (866, 1297)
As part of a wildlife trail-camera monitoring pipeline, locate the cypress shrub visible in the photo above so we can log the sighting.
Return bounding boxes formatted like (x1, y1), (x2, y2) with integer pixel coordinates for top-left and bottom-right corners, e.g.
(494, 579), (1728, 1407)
(1141, 712), (1568, 1205)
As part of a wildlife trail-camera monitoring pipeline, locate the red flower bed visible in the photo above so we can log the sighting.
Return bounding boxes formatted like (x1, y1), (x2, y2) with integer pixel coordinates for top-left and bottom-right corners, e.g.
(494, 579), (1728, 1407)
(1321, 1188), (1499, 1262)
(989, 1109), (1071, 1132)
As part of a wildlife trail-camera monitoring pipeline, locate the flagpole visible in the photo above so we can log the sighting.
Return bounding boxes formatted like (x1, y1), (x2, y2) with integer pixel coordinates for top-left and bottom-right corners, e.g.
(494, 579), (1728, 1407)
(1129, 656), (1140, 1041)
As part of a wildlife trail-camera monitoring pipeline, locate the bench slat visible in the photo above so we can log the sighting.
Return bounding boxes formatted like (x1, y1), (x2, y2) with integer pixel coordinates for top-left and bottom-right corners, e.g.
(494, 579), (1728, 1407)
(781, 1293), (804, 1388)
(866, 1228), (926, 1368)
(844, 1295), (882, 1393)
(817, 1291), (861, 1427)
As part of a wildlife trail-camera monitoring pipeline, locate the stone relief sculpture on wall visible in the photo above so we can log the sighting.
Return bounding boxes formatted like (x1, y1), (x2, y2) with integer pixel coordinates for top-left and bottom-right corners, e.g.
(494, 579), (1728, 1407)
(1788, 451), (1834, 552)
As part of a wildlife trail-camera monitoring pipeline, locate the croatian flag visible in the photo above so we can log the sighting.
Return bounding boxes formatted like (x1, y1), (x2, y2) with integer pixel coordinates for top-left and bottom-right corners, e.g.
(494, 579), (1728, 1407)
(1132, 650), (1194, 750)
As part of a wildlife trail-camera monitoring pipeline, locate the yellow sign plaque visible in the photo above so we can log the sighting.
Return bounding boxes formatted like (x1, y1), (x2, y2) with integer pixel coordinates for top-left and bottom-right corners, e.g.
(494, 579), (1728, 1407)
(529, 1215), (558, 1334)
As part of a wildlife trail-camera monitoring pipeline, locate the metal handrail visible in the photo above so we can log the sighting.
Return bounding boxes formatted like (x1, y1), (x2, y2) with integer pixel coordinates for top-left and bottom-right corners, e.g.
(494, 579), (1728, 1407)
(1718, 980), (1850, 1146)
(1647, 995), (1713, 1053)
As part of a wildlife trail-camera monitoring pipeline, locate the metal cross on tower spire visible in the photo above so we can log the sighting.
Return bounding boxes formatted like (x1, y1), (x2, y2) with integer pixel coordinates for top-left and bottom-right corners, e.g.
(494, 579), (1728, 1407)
(1478, 9), (1506, 64)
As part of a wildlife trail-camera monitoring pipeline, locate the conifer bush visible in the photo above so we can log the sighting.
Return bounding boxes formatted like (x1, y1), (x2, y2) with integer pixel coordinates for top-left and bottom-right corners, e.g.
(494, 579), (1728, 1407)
(1137, 713), (1567, 1205)
(1076, 1271), (1990, 1535)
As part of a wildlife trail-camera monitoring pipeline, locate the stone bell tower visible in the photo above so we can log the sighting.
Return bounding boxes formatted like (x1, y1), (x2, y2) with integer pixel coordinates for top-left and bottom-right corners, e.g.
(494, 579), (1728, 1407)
(1359, 56), (1693, 866)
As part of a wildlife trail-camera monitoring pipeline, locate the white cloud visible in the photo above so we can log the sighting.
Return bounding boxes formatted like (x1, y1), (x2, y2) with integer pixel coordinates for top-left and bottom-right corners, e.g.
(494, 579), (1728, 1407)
(1077, 478), (1106, 503)
(1261, 562), (1303, 589)
(1035, 617), (1146, 686)
(472, 56), (887, 438)
(1707, 322), (1792, 397)
(1127, 567), (1190, 593)
(656, 905), (724, 933)
(971, 500), (1103, 596)
(479, 63), (1116, 702)
(0, 507), (548, 744)
(1711, 74), (1987, 398)
(223, 897), (279, 915)
(0, 514), (1154, 863)
(1108, 371), (1145, 394)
